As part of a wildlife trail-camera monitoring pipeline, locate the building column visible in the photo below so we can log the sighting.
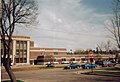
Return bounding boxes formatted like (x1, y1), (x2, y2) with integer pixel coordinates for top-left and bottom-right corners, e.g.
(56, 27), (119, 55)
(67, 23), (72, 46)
(27, 41), (30, 64)
(12, 40), (16, 65)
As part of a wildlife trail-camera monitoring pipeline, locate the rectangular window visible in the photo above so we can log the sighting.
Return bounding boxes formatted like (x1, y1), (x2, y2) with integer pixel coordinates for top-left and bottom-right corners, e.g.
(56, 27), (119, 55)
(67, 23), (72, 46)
(20, 41), (23, 49)
(23, 41), (27, 49)
(54, 52), (58, 55)
(16, 41), (27, 63)
(16, 58), (19, 63)
(23, 50), (27, 55)
(16, 55), (19, 58)
(16, 41), (20, 49)
(23, 58), (27, 63)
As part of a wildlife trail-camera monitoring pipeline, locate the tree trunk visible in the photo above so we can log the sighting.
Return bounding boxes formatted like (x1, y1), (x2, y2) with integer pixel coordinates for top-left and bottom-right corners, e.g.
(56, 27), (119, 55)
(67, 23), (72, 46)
(3, 58), (17, 82)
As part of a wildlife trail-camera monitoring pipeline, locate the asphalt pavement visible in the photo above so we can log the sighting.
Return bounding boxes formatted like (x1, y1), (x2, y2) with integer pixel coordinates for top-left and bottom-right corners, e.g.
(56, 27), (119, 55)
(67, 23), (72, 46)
(2, 66), (120, 82)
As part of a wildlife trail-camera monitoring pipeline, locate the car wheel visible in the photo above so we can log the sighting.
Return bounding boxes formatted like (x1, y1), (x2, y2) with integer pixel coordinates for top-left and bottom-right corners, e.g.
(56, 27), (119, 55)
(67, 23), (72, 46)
(82, 67), (85, 69)
(86, 67), (89, 69)
(77, 66), (80, 69)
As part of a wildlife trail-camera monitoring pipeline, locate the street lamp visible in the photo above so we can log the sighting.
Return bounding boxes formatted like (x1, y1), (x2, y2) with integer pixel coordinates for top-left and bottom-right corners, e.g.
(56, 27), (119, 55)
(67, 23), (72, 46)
(70, 49), (72, 55)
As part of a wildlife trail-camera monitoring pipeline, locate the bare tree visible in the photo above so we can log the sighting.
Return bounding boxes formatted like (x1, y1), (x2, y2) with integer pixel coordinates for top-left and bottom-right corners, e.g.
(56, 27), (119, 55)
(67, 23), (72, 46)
(74, 49), (84, 54)
(106, 0), (120, 50)
(97, 42), (105, 54)
(104, 40), (111, 54)
(1, 0), (37, 82)
(97, 40), (112, 54)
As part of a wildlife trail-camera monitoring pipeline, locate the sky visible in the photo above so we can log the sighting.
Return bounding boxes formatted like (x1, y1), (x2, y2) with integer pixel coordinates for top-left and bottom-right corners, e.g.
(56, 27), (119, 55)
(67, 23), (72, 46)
(14, 0), (113, 51)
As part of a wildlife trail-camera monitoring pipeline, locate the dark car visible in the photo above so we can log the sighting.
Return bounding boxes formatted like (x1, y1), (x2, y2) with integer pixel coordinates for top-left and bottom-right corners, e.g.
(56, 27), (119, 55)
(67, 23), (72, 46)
(81, 63), (96, 69)
(95, 60), (103, 66)
(46, 63), (54, 68)
(64, 63), (80, 69)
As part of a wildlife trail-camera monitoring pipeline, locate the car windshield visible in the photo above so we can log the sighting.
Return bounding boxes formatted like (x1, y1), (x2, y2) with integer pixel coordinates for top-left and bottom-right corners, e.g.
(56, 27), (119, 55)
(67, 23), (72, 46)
(85, 62), (90, 64)
(70, 63), (77, 65)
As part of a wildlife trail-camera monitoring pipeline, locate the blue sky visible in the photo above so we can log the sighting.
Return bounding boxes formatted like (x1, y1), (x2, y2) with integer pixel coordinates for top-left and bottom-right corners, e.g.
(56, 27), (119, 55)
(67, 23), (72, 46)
(82, 0), (112, 14)
(14, 0), (113, 51)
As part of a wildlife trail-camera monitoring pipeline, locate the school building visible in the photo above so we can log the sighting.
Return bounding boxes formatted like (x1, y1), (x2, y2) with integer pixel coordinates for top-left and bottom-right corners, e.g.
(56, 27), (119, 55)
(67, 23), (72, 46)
(1, 36), (113, 65)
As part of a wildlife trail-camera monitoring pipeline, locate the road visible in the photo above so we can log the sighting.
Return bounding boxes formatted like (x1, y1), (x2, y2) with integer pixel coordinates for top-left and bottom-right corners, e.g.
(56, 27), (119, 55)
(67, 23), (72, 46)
(2, 68), (120, 82)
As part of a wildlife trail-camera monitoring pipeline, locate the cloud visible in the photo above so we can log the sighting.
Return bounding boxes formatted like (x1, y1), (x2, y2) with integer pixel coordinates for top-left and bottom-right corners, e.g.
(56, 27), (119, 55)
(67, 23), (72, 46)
(14, 0), (111, 50)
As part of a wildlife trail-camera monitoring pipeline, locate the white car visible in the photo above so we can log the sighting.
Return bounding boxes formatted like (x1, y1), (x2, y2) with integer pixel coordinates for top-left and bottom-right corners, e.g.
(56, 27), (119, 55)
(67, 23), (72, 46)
(61, 61), (69, 64)
(53, 62), (59, 64)
(71, 61), (77, 63)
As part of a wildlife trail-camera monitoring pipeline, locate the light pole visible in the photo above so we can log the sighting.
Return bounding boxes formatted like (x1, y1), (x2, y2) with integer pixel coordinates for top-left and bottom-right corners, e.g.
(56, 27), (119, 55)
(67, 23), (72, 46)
(70, 49), (72, 55)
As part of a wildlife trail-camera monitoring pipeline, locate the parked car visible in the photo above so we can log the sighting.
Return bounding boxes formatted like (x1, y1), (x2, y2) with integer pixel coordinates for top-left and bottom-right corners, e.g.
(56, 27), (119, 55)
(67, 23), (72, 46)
(46, 63), (54, 68)
(71, 61), (77, 64)
(81, 63), (96, 69)
(64, 63), (80, 69)
(61, 61), (69, 64)
(102, 61), (116, 67)
(52, 62), (59, 64)
(95, 60), (103, 66)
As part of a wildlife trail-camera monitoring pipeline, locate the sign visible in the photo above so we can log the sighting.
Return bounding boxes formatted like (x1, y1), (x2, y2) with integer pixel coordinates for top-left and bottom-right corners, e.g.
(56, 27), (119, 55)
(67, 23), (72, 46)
(88, 51), (93, 58)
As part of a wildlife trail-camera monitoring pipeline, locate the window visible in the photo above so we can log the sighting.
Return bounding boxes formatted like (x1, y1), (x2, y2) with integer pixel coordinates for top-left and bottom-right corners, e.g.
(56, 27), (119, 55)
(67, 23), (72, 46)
(54, 52), (58, 55)
(16, 41), (27, 63)
(71, 58), (75, 61)
(16, 50), (19, 58)
(20, 41), (23, 49)
(62, 58), (66, 61)
(23, 50), (27, 55)
(20, 51), (23, 58)
(23, 41), (27, 49)
(16, 41), (20, 49)
(81, 58), (86, 61)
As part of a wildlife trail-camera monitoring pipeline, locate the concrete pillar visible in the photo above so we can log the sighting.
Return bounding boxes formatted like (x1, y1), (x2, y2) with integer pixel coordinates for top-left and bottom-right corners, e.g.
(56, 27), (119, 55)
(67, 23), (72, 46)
(12, 40), (16, 65)
(27, 41), (30, 64)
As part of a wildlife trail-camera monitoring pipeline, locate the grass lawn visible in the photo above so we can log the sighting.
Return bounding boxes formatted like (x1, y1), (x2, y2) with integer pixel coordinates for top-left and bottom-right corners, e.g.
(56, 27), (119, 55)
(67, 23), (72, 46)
(90, 71), (120, 75)
(101, 67), (120, 71)
(82, 71), (120, 77)
(2, 80), (24, 82)
(82, 67), (120, 76)
(13, 65), (64, 72)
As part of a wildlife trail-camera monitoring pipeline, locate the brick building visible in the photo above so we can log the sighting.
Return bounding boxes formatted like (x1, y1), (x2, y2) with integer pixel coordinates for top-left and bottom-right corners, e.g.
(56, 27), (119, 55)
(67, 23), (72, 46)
(1, 35), (112, 65)
(30, 46), (68, 64)
(1, 36), (70, 65)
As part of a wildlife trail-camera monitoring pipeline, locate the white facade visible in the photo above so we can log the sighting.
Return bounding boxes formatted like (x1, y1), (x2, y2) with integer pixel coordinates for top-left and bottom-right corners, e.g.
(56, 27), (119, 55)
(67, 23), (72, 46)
(1, 36), (30, 65)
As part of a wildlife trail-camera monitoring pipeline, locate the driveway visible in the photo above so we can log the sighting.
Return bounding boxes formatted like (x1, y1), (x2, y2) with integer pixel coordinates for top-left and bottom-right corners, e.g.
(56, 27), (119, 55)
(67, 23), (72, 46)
(2, 68), (120, 82)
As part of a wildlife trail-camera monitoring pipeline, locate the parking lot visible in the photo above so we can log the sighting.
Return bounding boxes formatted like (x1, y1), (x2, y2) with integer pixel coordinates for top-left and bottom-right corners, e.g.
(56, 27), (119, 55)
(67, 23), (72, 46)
(2, 66), (120, 82)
